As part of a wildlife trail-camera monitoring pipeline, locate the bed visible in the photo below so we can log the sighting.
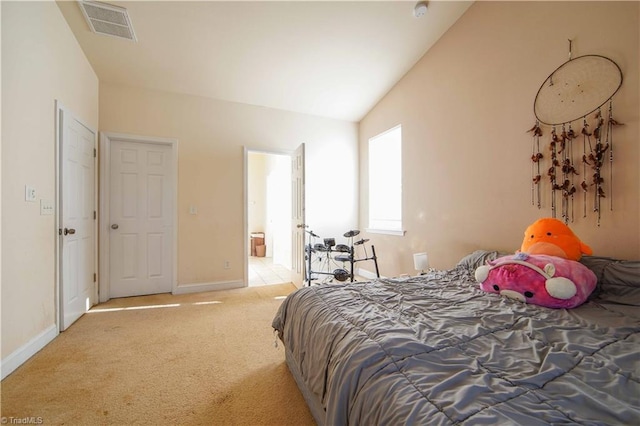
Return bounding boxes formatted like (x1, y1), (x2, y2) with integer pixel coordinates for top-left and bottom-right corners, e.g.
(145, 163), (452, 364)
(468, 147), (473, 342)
(272, 250), (640, 425)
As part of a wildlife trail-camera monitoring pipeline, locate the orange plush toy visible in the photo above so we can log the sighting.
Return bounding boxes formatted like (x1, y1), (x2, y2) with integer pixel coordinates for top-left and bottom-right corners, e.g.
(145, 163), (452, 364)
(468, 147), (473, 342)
(475, 218), (597, 308)
(520, 218), (592, 261)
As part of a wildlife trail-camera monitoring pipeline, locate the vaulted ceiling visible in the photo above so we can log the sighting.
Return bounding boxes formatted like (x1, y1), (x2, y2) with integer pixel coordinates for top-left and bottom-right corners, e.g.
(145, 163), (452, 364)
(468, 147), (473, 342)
(58, 1), (472, 122)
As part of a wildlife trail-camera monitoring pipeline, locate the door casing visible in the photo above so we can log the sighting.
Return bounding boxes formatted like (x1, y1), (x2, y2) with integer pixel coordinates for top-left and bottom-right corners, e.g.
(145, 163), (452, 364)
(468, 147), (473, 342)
(99, 132), (178, 303)
(243, 146), (300, 287)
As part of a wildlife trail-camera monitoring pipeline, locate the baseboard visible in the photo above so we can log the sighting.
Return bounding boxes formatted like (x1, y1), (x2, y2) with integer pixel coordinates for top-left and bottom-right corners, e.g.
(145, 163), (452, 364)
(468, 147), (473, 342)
(355, 267), (384, 280)
(1, 324), (58, 380)
(173, 280), (244, 295)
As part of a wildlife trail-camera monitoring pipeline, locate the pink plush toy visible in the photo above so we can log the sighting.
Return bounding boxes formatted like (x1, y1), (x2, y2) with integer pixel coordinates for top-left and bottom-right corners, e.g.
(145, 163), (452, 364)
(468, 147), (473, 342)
(475, 252), (597, 309)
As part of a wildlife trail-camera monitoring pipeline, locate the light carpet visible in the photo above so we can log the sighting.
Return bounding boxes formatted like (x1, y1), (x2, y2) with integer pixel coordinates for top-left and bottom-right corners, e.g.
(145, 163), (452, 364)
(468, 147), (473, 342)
(1, 283), (315, 425)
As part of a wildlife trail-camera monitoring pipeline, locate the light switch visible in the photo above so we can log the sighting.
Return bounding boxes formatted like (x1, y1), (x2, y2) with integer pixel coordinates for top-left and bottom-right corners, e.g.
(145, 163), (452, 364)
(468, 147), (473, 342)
(25, 185), (37, 202)
(40, 199), (54, 215)
(189, 205), (197, 215)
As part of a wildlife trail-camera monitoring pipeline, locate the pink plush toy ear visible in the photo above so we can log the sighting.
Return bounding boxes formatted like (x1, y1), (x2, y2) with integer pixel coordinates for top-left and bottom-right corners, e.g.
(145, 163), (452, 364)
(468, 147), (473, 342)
(475, 253), (597, 309)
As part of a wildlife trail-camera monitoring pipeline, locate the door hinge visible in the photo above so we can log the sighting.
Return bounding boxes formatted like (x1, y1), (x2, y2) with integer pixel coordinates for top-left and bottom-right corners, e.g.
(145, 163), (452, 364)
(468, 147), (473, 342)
(94, 211), (97, 220)
(94, 148), (97, 158)
(93, 273), (97, 283)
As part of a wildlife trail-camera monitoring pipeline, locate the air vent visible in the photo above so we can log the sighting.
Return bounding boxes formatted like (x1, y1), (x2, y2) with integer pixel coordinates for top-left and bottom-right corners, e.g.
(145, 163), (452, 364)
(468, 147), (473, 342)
(79, 1), (137, 42)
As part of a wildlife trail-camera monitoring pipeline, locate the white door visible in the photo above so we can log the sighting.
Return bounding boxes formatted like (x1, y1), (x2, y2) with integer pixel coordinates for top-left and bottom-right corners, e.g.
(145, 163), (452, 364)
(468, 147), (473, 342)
(109, 140), (174, 298)
(60, 109), (96, 331)
(291, 144), (305, 288)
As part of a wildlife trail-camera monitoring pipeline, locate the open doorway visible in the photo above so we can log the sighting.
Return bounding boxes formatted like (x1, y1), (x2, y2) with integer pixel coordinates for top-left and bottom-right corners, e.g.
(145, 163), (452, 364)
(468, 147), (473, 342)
(246, 151), (292, 286)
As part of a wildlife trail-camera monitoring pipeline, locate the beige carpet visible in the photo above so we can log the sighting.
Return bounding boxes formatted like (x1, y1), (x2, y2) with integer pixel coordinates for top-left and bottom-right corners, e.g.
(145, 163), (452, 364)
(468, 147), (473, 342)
(1, 283), (315, 425)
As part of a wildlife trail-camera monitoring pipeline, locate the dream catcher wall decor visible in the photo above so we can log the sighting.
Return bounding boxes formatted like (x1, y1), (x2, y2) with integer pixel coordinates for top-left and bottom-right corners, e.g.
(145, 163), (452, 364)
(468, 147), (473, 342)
(529, 41), (623, 226)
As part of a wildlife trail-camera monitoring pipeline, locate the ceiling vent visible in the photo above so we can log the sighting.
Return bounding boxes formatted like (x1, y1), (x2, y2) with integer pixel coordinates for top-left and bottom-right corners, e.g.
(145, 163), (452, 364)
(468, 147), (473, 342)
(79, 1), (137, 42)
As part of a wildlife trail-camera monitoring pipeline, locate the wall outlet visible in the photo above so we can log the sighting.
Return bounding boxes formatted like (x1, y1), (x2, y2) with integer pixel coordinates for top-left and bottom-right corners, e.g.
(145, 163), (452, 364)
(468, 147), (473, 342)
(25, 185), (37, 202)
(224, 260), (231, 269)
(40, 199), (54, 215)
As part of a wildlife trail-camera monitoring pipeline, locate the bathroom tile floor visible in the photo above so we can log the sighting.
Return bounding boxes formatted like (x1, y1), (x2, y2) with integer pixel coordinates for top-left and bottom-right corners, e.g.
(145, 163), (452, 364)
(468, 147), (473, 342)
(248, 256), (292, 286)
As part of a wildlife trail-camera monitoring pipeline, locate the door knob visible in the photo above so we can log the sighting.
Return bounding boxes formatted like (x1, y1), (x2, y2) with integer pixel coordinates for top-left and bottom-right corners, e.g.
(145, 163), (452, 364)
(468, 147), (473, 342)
(64, 228), (76, 235)
(111, 224), (119, 229)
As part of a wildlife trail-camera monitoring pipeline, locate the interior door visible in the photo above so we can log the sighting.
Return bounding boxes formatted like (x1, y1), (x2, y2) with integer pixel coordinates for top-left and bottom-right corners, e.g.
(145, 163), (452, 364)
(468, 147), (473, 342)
(291, 143), (305, 287)
(60, 109), (96, 331)
(109, 140), (174, 298)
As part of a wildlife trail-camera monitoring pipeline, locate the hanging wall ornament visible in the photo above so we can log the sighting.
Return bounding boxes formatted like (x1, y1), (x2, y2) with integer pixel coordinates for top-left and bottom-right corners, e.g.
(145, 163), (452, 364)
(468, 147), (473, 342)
(564, 123), (578, 222)
(529, 41), (623, 226)
(581, 117), (591, 218)
(533, 53), (622, 126)
(604, 100), (623, 211)
(591, 109), (607, 226)
(559, 123), (578, 223)
(527, 121), (543, 208)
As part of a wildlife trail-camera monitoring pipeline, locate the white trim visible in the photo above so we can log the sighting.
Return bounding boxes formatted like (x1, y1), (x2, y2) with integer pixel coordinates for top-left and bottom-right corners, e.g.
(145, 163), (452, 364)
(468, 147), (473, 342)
(367, 124), (403, 236)
(365, 228), (406, 236)
(173, 280), (244, 295)
(99, 132), (178, 302)
(55, 102), (62, 329)
(243, 147), (249, 288)
(356, 267), (384, 280)
(1, 324), (57, 380)
(243, 146), (295, 288)
(98, 132), (109, 302)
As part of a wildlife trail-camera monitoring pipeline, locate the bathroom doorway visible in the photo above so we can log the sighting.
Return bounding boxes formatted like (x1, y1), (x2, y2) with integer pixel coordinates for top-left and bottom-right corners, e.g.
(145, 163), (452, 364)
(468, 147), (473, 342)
(246, 150), (292, 286)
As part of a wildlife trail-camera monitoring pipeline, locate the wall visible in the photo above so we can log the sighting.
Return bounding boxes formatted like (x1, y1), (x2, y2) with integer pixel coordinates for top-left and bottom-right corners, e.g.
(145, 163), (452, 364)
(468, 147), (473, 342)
(1, 2), (99, 360)
(359, 1), (639, 276)
(99, 82), (358, 287)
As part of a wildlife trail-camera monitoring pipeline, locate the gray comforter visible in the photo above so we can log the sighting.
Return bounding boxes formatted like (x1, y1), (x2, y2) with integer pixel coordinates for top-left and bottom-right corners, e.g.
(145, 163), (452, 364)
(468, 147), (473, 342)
(272, 254), (640, 425)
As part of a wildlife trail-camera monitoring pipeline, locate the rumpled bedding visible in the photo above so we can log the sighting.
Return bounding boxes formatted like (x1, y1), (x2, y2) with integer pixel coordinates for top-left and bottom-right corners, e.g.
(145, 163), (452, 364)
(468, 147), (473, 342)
(272, 253), (640, 425)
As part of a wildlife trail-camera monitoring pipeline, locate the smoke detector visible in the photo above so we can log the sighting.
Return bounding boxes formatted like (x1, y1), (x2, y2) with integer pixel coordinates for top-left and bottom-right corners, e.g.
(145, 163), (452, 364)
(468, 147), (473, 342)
(414, 1), (428, 18)
(79, 1), (137, 42)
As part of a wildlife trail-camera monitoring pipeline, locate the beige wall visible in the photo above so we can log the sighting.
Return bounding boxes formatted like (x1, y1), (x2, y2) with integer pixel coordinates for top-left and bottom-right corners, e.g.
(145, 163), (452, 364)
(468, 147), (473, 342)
(359, 1), (639, 276)
(1, 2), (99, 358)
(99, 82), (358, 287)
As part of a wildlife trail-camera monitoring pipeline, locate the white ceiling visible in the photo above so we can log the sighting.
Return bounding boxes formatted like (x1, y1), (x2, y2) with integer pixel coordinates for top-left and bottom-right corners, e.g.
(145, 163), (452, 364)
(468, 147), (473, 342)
(58, 1), (472, 122)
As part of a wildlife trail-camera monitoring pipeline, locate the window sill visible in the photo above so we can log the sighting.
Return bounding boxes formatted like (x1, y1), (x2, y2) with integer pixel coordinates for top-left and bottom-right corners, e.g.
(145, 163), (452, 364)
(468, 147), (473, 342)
(365, 228), (406, 236)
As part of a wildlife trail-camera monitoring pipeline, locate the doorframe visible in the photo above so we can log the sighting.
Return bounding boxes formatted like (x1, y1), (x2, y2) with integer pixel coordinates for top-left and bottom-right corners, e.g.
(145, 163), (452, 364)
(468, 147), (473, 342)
(99, 132), (178, 303)
(243, 146), (294, 287)
(55, 101), (98, 331)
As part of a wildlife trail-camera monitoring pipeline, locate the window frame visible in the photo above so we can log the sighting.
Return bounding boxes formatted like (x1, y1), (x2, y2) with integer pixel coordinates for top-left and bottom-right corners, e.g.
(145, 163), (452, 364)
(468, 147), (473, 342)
(365, 125), (405, 236)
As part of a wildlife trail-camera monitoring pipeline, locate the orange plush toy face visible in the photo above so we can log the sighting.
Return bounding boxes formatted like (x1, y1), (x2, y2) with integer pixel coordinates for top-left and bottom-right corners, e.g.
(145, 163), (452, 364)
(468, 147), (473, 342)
(521, 218), (593, 261)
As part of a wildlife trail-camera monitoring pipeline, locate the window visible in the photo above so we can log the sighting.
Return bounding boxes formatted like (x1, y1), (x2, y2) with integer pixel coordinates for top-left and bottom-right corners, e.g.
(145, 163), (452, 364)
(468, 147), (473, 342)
(367, 125), (403, 235)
